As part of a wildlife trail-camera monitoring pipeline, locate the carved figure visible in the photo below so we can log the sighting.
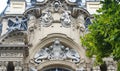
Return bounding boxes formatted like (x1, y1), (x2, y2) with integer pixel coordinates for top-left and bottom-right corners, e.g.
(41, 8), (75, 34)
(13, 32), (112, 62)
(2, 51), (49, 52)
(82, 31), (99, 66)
(77, 15), (86, 32)
(34, 48), (49, 64)
(60, 11), (71, 27)
(49, 40), (65, 60)
(65, 48), (80, 63)
(40, 11), (53, 27)
(7, 16), (28, 32)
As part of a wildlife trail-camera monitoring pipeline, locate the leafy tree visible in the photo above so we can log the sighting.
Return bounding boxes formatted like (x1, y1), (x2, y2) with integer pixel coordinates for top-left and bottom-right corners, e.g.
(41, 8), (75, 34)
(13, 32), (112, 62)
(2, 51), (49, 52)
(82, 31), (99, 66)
(81, 0), (120, 70)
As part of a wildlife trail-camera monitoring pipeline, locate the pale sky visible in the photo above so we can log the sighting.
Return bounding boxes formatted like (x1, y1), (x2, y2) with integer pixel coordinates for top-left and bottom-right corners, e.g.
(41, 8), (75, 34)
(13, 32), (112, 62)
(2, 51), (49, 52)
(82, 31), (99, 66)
(0, 0), (7, 14)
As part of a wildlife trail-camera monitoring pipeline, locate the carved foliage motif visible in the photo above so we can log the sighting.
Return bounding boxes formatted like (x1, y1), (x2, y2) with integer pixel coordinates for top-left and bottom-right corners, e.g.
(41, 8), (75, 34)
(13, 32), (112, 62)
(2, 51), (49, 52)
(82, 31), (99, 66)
(33, 39), (80, 64)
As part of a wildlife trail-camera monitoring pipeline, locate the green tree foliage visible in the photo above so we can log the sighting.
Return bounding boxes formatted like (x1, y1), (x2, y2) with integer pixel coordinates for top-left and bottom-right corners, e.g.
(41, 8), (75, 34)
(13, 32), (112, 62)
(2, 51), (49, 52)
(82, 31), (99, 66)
(81, 0), (120, 70)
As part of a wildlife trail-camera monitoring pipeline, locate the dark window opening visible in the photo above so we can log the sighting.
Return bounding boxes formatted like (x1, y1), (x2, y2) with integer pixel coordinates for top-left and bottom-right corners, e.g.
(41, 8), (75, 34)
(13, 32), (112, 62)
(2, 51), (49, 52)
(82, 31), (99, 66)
(100, 62), (107, 71)
(7, 61), (14, 71)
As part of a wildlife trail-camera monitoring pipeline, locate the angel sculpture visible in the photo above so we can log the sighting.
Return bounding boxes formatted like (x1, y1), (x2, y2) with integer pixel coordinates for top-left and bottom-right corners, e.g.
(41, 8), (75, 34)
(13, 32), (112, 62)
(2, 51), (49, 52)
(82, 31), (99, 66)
(7, 16), (28, 32)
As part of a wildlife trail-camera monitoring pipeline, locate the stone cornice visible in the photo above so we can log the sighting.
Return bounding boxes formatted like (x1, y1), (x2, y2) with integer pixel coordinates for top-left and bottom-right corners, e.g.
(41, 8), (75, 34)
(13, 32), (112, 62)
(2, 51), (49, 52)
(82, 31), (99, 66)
(0, 44), (27, 47)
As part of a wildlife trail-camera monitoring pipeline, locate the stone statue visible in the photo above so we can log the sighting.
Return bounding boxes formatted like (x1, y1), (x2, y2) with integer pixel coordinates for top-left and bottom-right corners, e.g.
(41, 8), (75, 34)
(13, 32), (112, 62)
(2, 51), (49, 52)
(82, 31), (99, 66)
(77, 15), (86, 32)
(39, 11), (53, 27)
(65, 48), (80, 63)
(49, 40), (65, 60)
(34, 48), (49, 64)
(7, 16), (28, 32)
(60, 11), (71, 27)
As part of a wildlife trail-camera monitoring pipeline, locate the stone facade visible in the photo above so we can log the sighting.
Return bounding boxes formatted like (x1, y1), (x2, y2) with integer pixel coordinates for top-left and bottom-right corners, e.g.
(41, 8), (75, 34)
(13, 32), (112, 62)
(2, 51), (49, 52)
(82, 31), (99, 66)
(0, 0), (117, 71)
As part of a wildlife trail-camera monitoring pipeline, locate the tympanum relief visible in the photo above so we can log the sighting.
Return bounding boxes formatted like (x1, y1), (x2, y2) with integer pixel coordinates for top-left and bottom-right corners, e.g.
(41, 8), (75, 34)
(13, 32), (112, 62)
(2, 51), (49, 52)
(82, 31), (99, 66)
(33, 39), (80, 64)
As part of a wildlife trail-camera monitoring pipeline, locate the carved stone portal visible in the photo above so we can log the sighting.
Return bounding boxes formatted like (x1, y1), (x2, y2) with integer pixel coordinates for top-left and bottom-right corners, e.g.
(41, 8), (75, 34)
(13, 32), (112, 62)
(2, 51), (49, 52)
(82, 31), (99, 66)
(33, 39), (80, 64)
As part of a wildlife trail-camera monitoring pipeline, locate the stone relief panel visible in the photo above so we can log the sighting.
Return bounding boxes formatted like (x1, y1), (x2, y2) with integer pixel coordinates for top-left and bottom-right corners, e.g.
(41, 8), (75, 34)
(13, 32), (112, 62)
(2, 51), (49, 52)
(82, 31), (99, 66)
(0, 51), (23, 57)
(7, 16), (28, 32)
(33, 39), (80, 64)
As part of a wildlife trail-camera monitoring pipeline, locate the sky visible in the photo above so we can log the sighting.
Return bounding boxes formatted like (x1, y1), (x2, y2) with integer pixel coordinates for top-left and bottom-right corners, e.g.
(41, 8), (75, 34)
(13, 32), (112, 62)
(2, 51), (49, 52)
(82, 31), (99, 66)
(0, 0), (86, 14)
(0, 0), (7, 14)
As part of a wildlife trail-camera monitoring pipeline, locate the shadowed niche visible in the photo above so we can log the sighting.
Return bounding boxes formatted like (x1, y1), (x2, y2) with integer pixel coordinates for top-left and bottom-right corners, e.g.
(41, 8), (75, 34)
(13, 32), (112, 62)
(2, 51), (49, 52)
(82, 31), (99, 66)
(7, 61), (15, 71)
(100, 62), (107, 71)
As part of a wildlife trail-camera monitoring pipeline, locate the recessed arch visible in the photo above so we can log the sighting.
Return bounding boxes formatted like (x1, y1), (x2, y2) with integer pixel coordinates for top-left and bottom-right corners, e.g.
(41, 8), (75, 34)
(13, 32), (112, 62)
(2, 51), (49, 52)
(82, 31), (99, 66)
(29, 33), (91, 63)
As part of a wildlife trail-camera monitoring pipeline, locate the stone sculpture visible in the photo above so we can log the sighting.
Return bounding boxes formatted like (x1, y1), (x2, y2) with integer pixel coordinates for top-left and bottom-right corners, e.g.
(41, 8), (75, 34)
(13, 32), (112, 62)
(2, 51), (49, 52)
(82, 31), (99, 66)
(7, 16), (28, 32)
(34, 39), (80, 64)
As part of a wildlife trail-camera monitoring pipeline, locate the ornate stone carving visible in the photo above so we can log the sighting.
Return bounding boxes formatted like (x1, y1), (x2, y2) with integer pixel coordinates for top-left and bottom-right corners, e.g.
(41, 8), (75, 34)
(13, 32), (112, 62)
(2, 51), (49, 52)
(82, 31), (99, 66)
(0, 61), (7, 71)
(14, 61), (23, 71)
(7, 16), (28, 32)
(60, 11), (71, 28)
(39, 11), (53, 27)
(77, 15), (86, 32)
(65, 47), (80, 63)
(53, 0), (62, 12)
(28, 15), (36, 31)
(1, 52), (23, 57)
(34, 39), (80, 64)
